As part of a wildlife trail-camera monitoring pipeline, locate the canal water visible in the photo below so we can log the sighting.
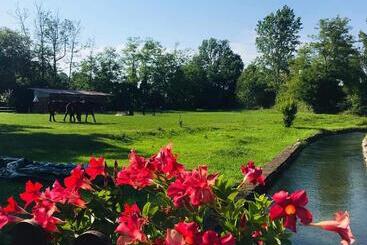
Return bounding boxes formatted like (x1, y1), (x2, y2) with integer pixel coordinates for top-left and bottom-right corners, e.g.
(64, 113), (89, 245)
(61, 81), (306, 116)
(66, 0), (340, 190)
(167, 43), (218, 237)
(268, 132), (367, 244)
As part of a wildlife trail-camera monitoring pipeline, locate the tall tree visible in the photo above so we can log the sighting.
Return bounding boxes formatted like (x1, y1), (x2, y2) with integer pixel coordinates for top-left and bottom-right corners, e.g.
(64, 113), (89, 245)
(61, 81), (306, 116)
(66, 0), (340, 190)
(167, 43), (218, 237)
(284, 17), (362, 113)
(44, 12), (70, 87)
(0, 28), (32, 90)
(121, 37), (141, 84)
(191, 38), (243, 108)
(256, 5), (302, 88)
(313, 17), (357, 77)
(65, 20), (81, 84)
(34, 4), (51, 82)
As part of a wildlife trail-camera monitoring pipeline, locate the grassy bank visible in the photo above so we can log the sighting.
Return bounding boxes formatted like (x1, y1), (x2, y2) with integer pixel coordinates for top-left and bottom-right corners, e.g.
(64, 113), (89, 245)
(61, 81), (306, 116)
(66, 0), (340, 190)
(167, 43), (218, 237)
(0, 110), (366, 182)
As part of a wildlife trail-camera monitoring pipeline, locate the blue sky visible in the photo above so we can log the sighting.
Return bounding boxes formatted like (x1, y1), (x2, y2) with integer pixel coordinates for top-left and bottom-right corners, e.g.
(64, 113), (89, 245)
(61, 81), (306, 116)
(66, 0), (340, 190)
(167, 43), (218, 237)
(1, 0), (367, 64)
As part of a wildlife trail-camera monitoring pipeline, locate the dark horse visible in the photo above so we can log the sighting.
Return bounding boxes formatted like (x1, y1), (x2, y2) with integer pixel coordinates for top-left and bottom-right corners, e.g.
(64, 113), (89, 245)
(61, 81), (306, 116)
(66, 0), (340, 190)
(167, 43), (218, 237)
(63, 102), (77, 123)
(63, 100), (97, 123)
(77, 100), (97, 123)
(48, 100), (67, 122)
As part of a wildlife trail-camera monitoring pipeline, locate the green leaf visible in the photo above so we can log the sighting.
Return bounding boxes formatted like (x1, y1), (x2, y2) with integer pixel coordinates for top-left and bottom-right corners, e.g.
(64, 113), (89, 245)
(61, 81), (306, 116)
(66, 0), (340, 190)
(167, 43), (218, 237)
(227, 191), (238, 202)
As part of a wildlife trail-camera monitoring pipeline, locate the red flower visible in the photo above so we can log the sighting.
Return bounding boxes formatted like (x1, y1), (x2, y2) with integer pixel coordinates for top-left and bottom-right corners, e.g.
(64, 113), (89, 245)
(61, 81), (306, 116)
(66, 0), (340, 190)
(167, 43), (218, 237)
(0, 208), (21, 230)
(269, 190), (313, 232)
(167, 178), (190, 207)
(115, 203), (147, 244)
(165, 229), (186, 245)
(45, 180), (86, 208)
(64, 165), (92, 191)
(20, 181), (43, 207)
(172, 222), (235, 245)
(66, 189), (86, 208)
(201, 231), (235, 245)
(85, 157), (106, 180)
(46, 180), (67, 204)
(152, 144), (185, 178)
(116, 151), (155, 190)
(167, 166), (217, 207)
(116, 166), (153, 190)
(3, 197), (24, 214)
(129, 150), (154, 170)
(241, 161), (265, 186)
(175, 222), (201, 245)
(32, 201), (62, 233)
(310, 211), (355, 245)
(251, 230), (262, 239)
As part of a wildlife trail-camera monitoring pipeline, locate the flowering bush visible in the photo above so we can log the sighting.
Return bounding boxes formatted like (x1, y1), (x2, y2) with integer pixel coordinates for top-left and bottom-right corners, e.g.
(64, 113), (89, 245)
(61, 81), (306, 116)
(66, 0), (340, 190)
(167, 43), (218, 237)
(0, 144), (355, 244)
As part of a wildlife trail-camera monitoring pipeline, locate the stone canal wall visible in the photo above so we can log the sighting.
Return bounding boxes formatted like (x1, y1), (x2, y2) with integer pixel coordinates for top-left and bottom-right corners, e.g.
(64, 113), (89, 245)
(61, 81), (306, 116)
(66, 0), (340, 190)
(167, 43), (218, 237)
(362, 135), (367, 164)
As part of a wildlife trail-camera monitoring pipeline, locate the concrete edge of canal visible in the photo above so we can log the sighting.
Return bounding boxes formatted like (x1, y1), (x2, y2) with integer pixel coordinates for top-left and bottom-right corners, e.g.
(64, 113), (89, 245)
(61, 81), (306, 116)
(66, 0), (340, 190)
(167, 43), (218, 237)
(362, 134), (367, 164)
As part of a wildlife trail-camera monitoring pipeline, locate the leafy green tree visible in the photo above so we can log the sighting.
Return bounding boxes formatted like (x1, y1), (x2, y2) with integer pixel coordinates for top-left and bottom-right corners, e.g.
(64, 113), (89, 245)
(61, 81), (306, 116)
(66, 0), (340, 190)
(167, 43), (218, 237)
(191, 38), (243, 108)
(284, 17), (364, 113)
(313, 17), (359, 81)
(256, 5), (302, 88)
(93, 47), (121, 92)
(285, 44), (345, 113)
(0, 28), (33, 91)
(236, 62), (275, 108)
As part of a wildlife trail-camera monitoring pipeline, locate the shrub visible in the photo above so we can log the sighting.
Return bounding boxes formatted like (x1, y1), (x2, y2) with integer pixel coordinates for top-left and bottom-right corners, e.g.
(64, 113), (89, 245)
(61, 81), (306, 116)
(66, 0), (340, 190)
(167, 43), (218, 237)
(0, 145), (355, 244)
(280, 100), (298, 127)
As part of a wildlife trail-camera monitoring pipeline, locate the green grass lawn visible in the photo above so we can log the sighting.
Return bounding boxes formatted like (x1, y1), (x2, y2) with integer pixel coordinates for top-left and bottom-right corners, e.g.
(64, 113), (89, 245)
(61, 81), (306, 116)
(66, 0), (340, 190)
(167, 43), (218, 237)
(0, 109), (366, 182)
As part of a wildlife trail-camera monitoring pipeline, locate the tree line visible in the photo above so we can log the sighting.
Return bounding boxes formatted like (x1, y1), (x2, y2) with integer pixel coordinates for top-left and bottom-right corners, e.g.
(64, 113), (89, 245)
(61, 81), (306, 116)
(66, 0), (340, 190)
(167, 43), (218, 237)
(238, 6), (367, 115)
(1, 4), (367, 114)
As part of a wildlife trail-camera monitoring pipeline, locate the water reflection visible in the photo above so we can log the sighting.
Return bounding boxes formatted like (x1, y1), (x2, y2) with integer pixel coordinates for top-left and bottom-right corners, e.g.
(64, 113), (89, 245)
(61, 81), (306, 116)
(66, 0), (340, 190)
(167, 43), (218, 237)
(268, 132), (366, 244)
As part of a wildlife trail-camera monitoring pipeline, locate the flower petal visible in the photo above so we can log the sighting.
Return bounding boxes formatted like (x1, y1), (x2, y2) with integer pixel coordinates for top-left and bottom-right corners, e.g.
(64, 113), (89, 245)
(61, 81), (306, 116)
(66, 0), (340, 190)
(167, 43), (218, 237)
(272, 191), (289, 205)
(296, 207), (313, 225)
(269, 204), (285, 220)
(290, 190), (308, 207)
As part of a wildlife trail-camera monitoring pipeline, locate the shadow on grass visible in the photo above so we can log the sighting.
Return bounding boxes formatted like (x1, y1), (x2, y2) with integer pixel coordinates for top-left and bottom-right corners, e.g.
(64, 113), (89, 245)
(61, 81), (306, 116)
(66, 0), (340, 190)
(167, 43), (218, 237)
(293, 126), (326, 130)
(52, 121), (118, 126)
(0, 124), (52, 133)
(0, 124), (142, 163)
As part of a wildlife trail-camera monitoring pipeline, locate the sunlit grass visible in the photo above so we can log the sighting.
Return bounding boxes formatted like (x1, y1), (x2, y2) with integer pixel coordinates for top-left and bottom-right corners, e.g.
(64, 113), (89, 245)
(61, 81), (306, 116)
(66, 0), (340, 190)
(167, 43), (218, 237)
(0, 109), (366, 181)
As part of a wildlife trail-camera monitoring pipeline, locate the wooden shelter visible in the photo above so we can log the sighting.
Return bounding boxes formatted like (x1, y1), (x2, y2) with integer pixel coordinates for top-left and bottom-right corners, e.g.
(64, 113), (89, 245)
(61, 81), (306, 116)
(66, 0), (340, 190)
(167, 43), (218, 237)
(29, 88), (111, 113)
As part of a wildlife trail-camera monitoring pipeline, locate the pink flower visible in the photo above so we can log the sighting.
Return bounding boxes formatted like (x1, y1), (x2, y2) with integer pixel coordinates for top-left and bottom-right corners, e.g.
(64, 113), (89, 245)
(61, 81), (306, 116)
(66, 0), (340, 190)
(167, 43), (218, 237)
(269, 190), (313, 232)
(310, 211), (355, 245)
(85, 157), (106, 180)
(19, 181), (43, 207)
(115, 203), (147, 244)
(167, 166), (217, 207)
(46, 180), (67, 204)
(32, 201), (62, 233)
(0, 207), (22, 230)
(241, 161), (265, 186)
